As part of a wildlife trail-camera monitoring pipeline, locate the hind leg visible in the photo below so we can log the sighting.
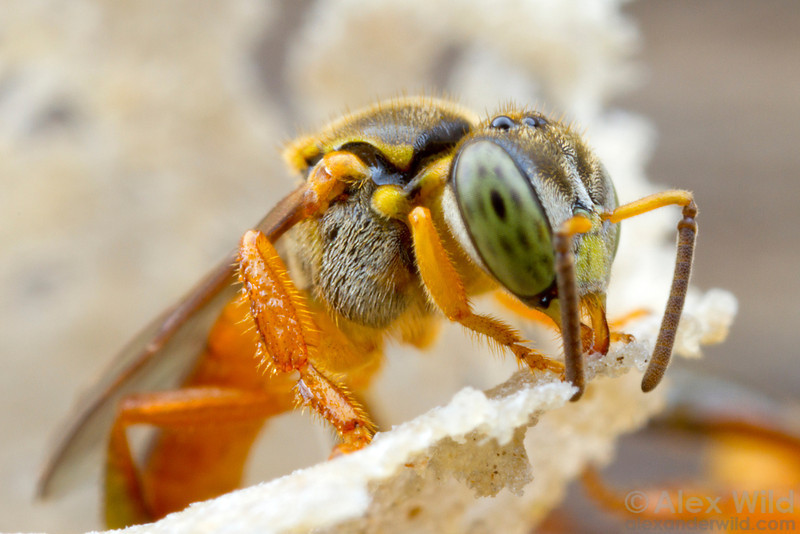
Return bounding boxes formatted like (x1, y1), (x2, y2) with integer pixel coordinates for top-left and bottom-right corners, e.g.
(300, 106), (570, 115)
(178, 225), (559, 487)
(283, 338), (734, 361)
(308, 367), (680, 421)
(104, 295), (297, 527)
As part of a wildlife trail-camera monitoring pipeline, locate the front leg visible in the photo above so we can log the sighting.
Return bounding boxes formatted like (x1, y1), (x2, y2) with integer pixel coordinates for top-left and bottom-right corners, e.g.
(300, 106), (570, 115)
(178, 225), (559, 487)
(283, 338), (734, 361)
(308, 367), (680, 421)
(238, 230), (375, 453)
(408, 206), (564, 376)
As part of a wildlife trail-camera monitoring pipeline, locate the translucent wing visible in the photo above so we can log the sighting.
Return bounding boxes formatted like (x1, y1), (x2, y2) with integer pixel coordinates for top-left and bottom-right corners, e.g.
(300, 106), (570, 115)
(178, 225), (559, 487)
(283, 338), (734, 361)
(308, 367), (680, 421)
(37, 185), (307, 498)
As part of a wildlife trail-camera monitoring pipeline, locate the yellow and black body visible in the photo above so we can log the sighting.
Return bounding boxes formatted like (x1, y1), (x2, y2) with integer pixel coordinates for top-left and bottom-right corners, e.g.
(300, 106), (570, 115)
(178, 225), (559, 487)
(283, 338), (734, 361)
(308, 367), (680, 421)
(38, 97), (697, 527)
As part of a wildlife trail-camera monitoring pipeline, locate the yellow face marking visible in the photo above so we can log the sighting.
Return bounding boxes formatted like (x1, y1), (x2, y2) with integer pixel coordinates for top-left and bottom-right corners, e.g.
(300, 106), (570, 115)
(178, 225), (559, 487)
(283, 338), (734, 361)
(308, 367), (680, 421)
(371, 185), (409, 220)
(575, 233), (609, 284)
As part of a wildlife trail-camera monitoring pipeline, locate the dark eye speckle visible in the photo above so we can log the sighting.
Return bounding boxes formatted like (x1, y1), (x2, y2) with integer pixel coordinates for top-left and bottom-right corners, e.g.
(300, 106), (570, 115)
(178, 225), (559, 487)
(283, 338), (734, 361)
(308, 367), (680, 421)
(490, 115), (514, 130)
(522, 116), (547, 129)
(490, 190), (506, 220)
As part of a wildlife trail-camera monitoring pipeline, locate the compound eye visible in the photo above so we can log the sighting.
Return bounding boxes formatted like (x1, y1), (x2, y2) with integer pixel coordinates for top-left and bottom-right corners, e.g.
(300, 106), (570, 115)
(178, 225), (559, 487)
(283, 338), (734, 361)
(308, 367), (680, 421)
(490, 115), (515, 130)
(452, 139), (554, 299)
(522, 115), (547, 129)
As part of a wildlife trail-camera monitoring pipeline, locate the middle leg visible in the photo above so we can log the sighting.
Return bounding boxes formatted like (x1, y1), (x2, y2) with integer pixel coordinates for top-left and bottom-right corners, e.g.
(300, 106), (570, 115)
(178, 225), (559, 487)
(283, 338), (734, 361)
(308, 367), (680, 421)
(408, 206), (564, 376)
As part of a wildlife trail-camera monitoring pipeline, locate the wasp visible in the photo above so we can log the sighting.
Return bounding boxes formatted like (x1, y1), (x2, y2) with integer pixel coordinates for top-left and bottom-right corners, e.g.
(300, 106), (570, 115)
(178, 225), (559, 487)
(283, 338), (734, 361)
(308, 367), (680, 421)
(38, 97), (697, 528)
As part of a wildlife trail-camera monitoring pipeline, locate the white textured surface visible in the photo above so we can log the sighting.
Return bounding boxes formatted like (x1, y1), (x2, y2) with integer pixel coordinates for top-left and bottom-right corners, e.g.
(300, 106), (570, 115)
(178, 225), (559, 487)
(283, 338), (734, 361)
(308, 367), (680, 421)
(113, 282), (735, 533)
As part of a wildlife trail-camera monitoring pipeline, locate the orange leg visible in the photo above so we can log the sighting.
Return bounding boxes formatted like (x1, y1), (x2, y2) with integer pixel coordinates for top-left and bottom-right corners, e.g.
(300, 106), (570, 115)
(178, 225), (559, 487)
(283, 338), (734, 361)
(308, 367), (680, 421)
(495, 290), (601, 357)
(603, 190), (698, 392)
(238, 230), (375, 454)
(105, 149), (377, 527)
(497, 292), (646, 346)
(256, 151), (370, 241)
(608, 308), (649, 332)
(105, 386), (291, 527)
(608, 309), (648, 345)
(498, 290), (640, 356)
(105, 292), (298, 527)
(238, 148), (377, 452)
(581, 415), (800, 524)
(608, 308), (649, 330)
(408, 206), (563, 376)
(494, 290), (558, 329)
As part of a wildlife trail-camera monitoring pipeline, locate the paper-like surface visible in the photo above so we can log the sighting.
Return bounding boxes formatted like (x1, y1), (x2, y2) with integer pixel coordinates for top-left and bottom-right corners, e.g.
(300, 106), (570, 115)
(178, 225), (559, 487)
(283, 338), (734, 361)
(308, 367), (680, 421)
(116, 290), (735, 534)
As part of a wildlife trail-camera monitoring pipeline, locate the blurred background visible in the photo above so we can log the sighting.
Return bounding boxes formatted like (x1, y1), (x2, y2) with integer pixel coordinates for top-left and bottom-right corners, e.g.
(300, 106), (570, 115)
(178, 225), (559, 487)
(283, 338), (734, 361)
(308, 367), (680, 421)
(622, 0), (800, 398)
(1, 1), (797, 532)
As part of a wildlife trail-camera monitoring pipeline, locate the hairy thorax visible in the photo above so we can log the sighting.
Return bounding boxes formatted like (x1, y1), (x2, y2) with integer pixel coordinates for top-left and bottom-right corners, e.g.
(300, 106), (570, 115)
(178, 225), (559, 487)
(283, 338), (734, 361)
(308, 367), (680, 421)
(291, 184), (431, 331)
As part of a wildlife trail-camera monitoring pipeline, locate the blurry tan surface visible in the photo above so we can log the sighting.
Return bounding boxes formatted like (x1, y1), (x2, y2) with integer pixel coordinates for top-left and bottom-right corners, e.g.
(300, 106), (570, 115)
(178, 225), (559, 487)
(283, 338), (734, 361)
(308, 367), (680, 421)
(622, 0), (800, 398)
(0, 1), (794, 533)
